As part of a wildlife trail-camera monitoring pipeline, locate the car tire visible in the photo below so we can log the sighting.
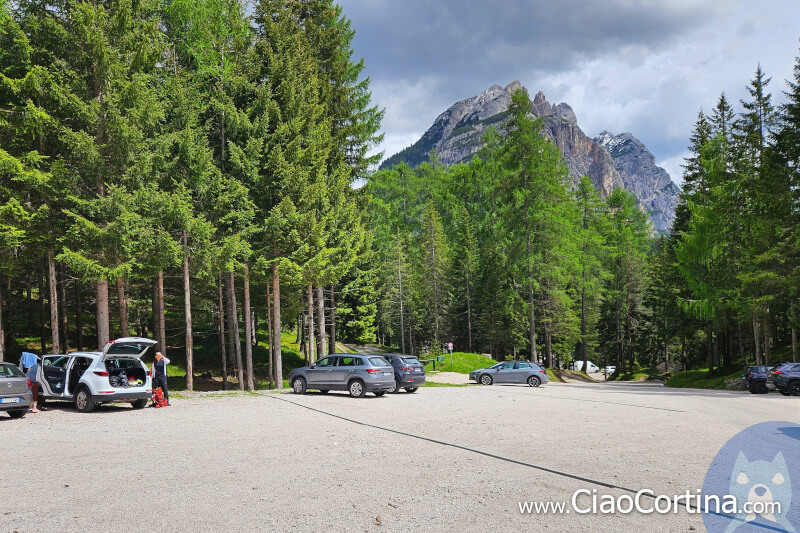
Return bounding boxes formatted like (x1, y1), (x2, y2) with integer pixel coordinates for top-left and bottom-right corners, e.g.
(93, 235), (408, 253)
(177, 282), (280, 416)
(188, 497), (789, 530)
(374, 391), (386, 397)
(528, 376), (541, 387)
(74, 386), (95, 413)
(8, 409), (26, 419)
(132, 399), (147, 409)
(756, 382), (768, 394)
(748, 385), (757, 394)
(404, 387), (418, 393)
(388, 381), (399, 394)
(779, 388), (790, 396)
(790, 381), (800, 397)
(292, 377), (307, 395)
(480, 374), (493, 386)
(348, 379), (365, 398)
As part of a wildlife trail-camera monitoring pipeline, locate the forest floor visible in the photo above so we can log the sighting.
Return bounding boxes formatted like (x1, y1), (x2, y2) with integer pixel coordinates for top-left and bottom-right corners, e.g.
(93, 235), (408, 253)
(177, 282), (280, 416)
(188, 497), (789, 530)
(3, 380), (795, 531)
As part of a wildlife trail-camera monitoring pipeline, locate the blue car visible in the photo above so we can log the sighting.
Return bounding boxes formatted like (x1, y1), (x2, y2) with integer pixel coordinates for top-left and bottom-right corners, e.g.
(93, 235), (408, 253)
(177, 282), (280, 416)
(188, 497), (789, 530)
(770, 363), (800, 396)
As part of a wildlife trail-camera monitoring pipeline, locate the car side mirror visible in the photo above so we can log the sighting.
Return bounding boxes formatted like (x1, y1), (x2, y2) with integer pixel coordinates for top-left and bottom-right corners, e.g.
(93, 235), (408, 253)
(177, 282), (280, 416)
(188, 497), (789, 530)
(310, 363), (316, 368)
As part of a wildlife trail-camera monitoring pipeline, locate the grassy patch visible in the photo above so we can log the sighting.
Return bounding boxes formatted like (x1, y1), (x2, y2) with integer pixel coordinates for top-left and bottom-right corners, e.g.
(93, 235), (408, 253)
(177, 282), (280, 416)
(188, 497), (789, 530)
(422, 352), (496, 374)
(423, 381), (471, 388)
(665, 366), (743, 390)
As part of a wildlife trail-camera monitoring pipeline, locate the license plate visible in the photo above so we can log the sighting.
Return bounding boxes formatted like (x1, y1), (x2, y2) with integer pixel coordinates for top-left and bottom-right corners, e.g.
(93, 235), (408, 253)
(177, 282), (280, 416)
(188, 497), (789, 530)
(383, 372), (392, 376)
(0, 397), (21, 404)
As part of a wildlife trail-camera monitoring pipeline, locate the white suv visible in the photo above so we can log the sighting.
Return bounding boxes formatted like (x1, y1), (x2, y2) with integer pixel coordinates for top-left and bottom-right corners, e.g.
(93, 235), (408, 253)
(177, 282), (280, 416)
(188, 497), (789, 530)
(37, 337), (156, 413)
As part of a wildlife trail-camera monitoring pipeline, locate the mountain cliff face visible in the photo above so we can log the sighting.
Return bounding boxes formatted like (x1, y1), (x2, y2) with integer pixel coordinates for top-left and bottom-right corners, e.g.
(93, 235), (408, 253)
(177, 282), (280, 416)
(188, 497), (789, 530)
(380, 81), (680, 232)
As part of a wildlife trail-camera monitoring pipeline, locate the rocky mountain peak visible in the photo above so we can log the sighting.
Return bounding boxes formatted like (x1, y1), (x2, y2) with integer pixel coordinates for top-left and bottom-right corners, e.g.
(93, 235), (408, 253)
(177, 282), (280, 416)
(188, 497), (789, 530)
(380, 82), (680, 233)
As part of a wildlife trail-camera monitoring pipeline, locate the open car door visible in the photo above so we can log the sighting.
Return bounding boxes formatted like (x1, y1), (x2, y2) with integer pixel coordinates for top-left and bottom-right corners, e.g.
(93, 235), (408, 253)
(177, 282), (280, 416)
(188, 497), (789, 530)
(100, 337), (158, 361)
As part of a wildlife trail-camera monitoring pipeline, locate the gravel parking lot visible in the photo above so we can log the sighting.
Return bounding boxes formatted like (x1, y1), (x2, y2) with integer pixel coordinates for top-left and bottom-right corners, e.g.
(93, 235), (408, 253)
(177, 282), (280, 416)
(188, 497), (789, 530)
(2, 381), (797, 532)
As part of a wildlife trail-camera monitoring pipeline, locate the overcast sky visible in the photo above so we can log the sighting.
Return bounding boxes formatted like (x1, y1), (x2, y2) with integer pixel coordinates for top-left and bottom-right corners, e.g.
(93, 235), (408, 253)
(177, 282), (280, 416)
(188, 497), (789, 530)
(337, 0), (800, 183)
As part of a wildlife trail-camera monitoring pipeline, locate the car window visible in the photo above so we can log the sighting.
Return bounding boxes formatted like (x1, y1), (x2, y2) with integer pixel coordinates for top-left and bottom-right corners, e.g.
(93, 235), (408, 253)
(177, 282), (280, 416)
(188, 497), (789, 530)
(499, 362), (514, 370)
(517, 362), (531, 369)
(43, 356), (70, 369)
(316, 357), (336, 368)
(338, 357), (359, 367)
(490, 363), (503, 370)
(0, 364), (24, 377)
(402, 357), (420, 364)
(369, 357), (390, 367)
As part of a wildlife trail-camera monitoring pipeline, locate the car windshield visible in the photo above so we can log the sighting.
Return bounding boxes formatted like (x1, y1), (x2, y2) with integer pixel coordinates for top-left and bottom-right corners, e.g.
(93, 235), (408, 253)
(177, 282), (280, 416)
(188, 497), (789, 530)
(369, 357), (391, 367)
(0, 364), (24, 377)
(402, 357), (420, 364)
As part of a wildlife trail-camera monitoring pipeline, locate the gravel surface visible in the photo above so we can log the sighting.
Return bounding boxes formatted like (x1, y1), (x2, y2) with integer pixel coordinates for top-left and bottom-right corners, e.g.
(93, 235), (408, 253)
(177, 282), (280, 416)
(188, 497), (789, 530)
(1, 382), (797, 532)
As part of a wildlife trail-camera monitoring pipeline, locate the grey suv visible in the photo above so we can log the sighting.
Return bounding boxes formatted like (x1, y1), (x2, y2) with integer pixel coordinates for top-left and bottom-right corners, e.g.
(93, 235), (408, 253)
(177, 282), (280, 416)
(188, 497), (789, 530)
(379, 354), (426, 393)
(770, 363), (800, 396)
(289, 354), (396, 397)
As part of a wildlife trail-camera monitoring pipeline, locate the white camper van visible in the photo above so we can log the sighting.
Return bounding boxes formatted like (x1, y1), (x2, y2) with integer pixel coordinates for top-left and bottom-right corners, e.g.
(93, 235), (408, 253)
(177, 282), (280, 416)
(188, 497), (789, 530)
(570, 360), (600, 373)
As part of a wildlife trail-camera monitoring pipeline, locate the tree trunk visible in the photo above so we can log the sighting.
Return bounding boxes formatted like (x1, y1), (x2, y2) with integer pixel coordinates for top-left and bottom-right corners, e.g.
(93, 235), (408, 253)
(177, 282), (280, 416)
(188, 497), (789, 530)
(157, 270), (166, 355)
(753, 315), (762, 366)
(581, 275), (587, 372)
(226, 271), (244, 390)
(183, 231), (193, 392)
(273, 264), (282, 388)
(47, 251), (60, 354)
(116, 277), (129, 338)
(398, 254), (406, 355)
(243, 264), (254, 391)
(763, 307), (771, 365)
(530, 294), (538, 363)
(316, 285), (325, 360)
(75, 281), (83, 351)
(0, 275), (4, 362)
(792, 300), (798, 363)
(307, 284), (315, 364)
(466, 275), (473, 354)
(152, 278), (159, 350)
(706, 326), (714, 375)
(58, 264), (68, 353)
(328, 285), (336, 355)
(266, 284), (274, 388)
(40, 268), (46, 353)
(299, 310), (307, 362)
(96, 279), (110, 350)
(218, 274), (228, 390)
(544, 327), (552, 368)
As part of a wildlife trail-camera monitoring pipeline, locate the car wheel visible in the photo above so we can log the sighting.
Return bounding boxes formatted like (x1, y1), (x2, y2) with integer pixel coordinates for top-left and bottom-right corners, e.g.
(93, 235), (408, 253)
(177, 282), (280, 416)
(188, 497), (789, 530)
(132, 399), (147, 409)
(292, 377), (307, 395)
(374, 391), (386, 397)
(388, 381), (399, 394)
(348, 380), (365, 398)
(8, 409), (26, 419)
(528, 376), (541, 387)
(790, 381), (800, 397)
(748, 385), (757, 394)
(74, 387), (95, 413)
(756, 382), (768, 394)
(318, 389), (329, 394)
(404, 387), (418, 393)
(480, 374), (493, 386)
(779, 388), (790, 396)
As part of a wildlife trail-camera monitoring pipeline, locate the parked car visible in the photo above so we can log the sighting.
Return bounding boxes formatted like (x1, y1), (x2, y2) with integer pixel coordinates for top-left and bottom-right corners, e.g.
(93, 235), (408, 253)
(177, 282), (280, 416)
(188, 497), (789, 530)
(0, 362), (32, 418)
(604, 366), (617, 376)
(289, 354), (396, 398)
(469, 361), (549, 387)
(770, 362), (800, 396)
(570, 360), (600, 373)
(742, 365), (773, 394)
(37, 337), (156, 412)
(377, 354), (426, 393)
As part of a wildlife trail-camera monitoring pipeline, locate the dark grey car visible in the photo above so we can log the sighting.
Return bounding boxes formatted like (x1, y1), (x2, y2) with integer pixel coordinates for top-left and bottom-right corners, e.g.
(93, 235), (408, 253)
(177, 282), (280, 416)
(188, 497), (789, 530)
(469, 361), (549, 387)
(0, 363), (32, 418)
(379, 354), (425, 393)
(289, 354), (396, 397)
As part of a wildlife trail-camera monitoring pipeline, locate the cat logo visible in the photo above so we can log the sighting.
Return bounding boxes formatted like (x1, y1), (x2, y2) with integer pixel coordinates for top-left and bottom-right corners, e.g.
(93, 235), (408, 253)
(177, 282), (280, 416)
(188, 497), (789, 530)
(703, 421), (799, 533)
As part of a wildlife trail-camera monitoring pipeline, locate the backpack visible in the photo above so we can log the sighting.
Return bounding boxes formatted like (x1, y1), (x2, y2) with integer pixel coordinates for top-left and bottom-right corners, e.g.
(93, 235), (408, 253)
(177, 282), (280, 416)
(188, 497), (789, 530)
(150, 387), (168, 408)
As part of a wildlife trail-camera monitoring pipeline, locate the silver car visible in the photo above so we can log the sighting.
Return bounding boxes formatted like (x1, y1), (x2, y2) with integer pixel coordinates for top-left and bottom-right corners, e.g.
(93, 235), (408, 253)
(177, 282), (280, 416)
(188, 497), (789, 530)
(0, 362), (33, 418)
(469, 361), (549, 387)
(289, 354), (396, 397)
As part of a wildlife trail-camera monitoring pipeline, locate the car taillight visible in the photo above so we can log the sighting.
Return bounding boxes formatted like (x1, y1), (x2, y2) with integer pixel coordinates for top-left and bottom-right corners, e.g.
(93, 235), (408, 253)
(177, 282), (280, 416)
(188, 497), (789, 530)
(749, 374), (754, 378)
(401, 366), (411, 371)
(366, 368), (380, 374)
(94, 371), (109, 377)
(774, 370), (782, 375)
(540, 370), (546, 374)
